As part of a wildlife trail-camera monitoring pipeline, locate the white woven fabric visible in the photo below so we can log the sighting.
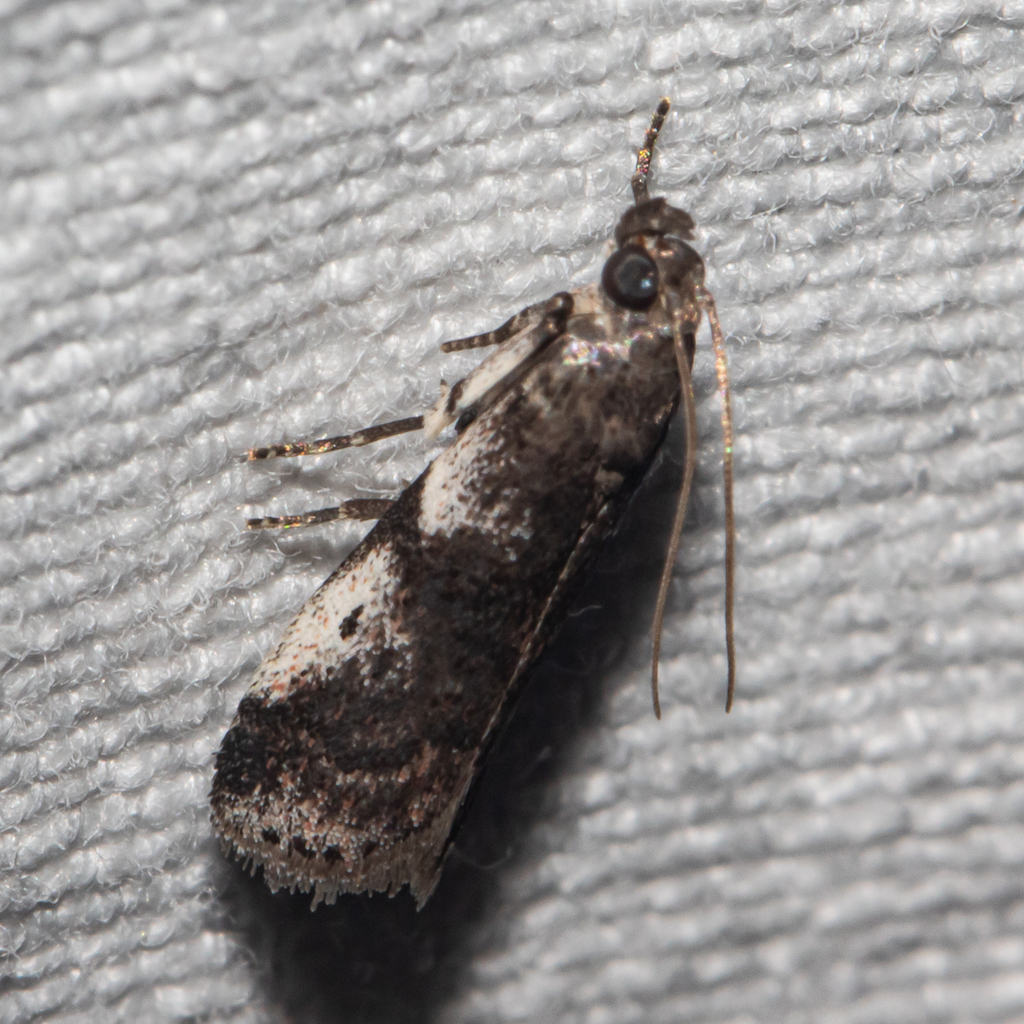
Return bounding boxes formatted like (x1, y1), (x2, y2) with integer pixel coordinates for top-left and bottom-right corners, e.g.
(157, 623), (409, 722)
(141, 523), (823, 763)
(3, 0), (1024, 1021)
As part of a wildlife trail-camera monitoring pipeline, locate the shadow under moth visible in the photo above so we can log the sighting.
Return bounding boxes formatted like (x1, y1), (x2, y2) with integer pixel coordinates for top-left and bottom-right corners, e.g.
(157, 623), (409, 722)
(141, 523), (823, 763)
(210, 99), (736, 908)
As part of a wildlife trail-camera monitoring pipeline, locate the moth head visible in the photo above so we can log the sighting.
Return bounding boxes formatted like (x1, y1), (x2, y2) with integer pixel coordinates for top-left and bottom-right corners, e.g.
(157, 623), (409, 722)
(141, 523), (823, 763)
(602, 198), (705, 312)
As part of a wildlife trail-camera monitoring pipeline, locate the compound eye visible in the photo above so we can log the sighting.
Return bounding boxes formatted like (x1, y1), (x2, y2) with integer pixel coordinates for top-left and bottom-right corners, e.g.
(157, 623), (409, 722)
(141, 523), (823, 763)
(601, 244), (660, 311)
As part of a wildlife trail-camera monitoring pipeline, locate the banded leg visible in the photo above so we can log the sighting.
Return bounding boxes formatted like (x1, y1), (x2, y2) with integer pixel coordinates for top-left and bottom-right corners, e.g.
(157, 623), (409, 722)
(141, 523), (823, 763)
(440, 301), (547, 353)
(246, 415), (410, 529)
(248, 416), (424, 461)
(246, 498), (394, 531)
(427, 293), (574, 437)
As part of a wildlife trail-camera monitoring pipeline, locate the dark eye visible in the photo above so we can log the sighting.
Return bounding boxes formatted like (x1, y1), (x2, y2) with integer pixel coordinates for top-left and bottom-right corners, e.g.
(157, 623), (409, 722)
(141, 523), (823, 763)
(601, 244), (660, 311)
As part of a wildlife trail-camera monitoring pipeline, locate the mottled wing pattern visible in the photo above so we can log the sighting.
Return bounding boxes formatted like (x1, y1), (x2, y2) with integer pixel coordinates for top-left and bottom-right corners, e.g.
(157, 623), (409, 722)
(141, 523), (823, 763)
(210, 298), (681, 905)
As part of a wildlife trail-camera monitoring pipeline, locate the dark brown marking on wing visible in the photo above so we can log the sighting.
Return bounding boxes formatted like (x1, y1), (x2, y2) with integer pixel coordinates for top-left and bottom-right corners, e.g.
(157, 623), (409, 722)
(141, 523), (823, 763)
(339, 605), (363, 639)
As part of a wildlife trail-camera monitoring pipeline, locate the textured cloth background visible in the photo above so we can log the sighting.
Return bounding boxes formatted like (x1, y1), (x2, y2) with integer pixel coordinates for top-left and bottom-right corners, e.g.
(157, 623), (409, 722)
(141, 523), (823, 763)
(3, 1), (1024, 1022)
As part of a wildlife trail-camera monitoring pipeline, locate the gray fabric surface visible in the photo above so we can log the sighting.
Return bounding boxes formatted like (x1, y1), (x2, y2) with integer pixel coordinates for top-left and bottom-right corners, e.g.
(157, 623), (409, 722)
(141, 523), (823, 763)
(3, 0), (1024, 1021)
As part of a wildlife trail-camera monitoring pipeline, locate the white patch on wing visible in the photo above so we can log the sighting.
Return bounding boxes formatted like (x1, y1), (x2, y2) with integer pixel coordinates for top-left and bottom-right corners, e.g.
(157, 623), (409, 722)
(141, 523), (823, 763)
(418, 431), (498, 538)
(568, 286), (604, 317)
(248, 543), (404, 704)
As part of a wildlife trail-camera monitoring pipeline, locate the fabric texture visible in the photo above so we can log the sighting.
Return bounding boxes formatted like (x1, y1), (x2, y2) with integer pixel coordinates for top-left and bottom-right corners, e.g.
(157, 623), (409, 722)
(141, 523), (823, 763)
(3, 1), (1024, 1021)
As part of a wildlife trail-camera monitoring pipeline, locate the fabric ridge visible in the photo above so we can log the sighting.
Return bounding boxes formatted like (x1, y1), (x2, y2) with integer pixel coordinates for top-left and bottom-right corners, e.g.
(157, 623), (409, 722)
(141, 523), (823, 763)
(2, 1), (1024, 1022)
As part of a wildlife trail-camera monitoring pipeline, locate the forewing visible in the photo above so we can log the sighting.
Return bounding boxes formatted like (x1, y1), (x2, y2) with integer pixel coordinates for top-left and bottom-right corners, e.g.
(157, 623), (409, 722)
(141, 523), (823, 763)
(210, 299), (680, 906)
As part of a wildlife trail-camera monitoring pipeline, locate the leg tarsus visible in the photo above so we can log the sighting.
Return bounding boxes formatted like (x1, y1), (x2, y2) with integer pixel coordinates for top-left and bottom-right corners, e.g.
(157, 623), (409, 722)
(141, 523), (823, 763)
(440, 302), (545, 353)
(248, 416), (424, 461)
(246, 498), (394, 530)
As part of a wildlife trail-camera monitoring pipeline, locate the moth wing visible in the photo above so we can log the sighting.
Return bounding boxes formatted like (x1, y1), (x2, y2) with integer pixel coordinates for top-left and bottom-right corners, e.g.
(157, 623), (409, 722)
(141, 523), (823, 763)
(210, 294), (679, 907)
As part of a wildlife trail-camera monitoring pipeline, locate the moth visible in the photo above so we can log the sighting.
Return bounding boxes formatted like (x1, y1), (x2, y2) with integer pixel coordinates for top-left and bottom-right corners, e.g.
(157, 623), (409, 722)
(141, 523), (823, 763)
(210, 100), (736, 908)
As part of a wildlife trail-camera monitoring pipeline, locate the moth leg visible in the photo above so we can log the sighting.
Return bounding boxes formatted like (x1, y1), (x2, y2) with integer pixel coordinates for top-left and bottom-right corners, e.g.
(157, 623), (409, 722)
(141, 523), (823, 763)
(246, 498), (394, 530)
(440, 301), (546, 353)
(248, 416), (424, 461)
(427, 293), (574, 437)
(453, 295), (572, 426)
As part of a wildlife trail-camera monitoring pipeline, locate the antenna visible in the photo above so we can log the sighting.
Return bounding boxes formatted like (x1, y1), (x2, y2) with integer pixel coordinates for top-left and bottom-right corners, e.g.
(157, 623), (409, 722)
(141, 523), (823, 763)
(631, 97), (671, 205)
